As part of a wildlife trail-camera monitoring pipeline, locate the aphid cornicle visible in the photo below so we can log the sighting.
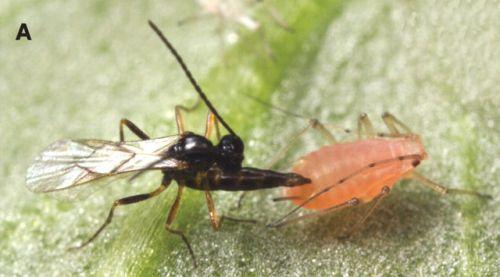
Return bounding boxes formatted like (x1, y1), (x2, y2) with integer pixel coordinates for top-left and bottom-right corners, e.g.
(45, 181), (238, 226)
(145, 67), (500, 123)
(250, 97), (491, 233)
(25, 20), (310, 267)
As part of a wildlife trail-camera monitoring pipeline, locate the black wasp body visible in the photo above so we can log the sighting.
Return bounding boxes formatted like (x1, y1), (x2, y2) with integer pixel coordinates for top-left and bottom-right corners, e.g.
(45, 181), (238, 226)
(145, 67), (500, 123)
(165, 132), (308, 191)
(25, 20), (310, 267)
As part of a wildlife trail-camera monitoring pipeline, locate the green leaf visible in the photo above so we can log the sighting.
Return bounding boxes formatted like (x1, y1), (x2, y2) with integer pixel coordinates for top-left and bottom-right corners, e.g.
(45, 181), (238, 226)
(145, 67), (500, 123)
(0, 0), (498, 275)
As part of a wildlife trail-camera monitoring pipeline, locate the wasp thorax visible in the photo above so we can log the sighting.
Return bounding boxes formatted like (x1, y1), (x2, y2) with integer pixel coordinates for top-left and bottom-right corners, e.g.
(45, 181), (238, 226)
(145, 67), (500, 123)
(169, 132), (216, 171)
(216, 134), (244, 172)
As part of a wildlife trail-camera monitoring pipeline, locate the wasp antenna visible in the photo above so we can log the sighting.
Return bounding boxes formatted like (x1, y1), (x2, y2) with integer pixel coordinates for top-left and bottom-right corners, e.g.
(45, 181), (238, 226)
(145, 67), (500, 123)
(243, 93), (307, 120)
(148, 20), (236, 136)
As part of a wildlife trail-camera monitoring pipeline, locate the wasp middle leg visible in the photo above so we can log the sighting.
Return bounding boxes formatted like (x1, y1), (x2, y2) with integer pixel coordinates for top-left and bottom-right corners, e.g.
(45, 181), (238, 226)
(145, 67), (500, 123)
(163, 185), (198, 267)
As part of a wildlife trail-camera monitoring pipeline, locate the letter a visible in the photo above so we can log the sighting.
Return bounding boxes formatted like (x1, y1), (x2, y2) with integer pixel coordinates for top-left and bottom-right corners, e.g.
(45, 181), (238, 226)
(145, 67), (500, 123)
(16, 23), (32, 40)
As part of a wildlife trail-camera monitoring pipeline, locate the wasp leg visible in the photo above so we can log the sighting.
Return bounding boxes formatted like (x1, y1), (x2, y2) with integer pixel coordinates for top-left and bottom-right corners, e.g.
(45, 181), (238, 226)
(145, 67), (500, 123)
(339, 186), (391, 239)
(267, 198), (360, 228)
(410, 172), (491, 199)
(175, 98), (201, 134)
(164, 185), (197, 268)
(381, 112), (413, 135)
(357, 113), (376, 139)
(69, 178), (171, 250)
(204, 112), (221, 141)
(119, 118), (150, 142)
(205, 190), (256, 231)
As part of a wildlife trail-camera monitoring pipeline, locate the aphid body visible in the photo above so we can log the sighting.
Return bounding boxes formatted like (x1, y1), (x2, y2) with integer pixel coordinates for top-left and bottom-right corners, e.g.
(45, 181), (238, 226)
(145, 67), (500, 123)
(257, 106), (490, 229)
(198, 0), (260, 31)
(285, 135), (426, 210)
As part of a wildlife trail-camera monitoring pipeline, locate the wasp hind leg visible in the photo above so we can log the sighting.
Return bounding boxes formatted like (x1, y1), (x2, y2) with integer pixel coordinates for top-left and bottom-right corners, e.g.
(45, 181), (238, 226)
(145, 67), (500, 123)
(163, 185), (198, 268)
(68, 178), (171, 250)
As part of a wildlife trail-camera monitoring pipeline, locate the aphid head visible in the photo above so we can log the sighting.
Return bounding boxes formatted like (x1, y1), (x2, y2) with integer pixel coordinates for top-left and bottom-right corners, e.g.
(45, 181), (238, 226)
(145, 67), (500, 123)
(168, 132), (216, 172)
(216, 134), (244, 172)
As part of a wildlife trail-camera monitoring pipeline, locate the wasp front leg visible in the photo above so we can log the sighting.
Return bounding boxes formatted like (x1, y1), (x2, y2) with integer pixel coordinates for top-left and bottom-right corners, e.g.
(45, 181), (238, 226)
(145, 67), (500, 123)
(119, 119), (150, 141)
(175, 98), (201, 134)
(204, 112), (221, 141)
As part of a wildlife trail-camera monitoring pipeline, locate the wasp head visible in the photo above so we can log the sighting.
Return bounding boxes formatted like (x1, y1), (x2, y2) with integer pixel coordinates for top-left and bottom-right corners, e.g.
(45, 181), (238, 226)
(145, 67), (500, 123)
(216, 134), (244, 172)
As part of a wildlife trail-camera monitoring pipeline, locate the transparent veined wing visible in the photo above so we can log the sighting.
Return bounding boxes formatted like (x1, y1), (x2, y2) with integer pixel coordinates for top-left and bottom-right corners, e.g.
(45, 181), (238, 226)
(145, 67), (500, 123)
(26, 136), (181, 193)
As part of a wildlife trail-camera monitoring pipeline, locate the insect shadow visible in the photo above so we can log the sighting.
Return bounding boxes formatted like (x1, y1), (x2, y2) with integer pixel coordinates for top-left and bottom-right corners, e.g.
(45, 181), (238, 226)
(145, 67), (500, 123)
(25, 20), (310, 268)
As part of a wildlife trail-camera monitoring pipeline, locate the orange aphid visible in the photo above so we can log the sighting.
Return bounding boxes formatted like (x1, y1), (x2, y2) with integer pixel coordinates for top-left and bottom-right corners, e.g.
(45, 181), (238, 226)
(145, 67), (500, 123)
(285, 135), (427, 210)
(266, 111), (490, 228)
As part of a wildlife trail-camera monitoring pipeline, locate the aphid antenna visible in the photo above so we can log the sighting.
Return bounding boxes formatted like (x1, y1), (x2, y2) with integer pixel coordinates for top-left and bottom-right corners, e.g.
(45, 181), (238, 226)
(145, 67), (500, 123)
(243, 93), (351, 134)
(148, 20), (236, 136)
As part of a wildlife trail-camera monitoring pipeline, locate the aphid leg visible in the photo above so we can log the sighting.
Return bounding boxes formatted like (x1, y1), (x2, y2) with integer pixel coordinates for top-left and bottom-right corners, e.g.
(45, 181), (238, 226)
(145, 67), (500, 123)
(339, 186), (391, 239)
(357, 113), (376, 139)
(68, 177), (171, 250)
(267, 198), (360, 228)
(164, 185), (198, 268)
(381, 112), (413, 135)
(267, 118), (336, 169)
(204, 190), (257, 231)
(410, 172), (492, 199)
(119, 119), (150, 141)
(175, 98), (202, 134)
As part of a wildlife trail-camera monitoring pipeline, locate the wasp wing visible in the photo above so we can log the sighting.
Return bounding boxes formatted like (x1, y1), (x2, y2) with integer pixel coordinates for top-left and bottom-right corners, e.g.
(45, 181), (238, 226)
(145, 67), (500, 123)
(26, 136), (181, 193)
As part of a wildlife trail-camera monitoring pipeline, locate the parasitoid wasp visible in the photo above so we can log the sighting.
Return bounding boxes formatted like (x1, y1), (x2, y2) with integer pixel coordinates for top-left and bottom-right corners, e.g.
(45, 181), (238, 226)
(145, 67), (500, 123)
(25, 20), (310, 267)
